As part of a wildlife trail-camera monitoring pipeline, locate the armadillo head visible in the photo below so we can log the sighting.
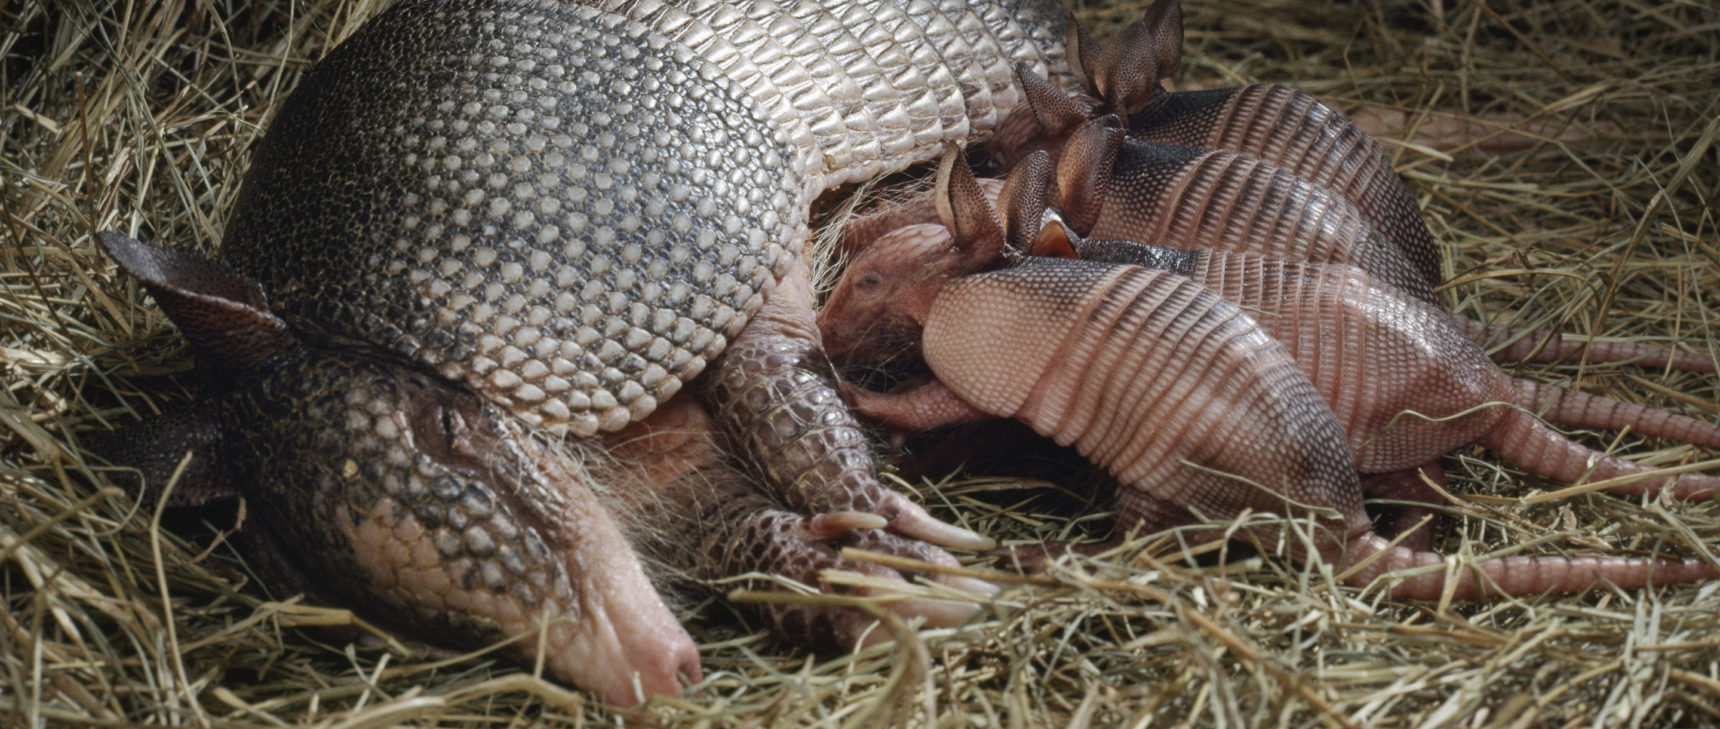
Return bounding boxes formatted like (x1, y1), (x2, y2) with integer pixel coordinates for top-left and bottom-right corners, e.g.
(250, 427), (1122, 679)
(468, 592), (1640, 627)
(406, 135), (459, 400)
(818, 221), (954, 364)
(819, 149), (1011, 364)
(820, 149), (1063, 366)
(990, 2), (1182, 168)
(97, 233), (700, 706)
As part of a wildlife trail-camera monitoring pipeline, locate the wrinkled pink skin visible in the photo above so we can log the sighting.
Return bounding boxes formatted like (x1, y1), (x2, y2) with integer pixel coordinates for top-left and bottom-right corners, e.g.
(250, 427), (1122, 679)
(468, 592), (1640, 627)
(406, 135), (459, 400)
(815, 154), (1718, 599)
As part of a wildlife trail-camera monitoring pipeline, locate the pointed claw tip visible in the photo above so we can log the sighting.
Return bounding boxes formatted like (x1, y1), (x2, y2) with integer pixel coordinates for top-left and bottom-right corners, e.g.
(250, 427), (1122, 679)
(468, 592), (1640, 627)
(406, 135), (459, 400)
(944, 575), (1001, 597)
(935, 526), (998, 552)
(893, 510), (996, 551)
(811, 511), (890, 536)
(888, 596), (982, 629)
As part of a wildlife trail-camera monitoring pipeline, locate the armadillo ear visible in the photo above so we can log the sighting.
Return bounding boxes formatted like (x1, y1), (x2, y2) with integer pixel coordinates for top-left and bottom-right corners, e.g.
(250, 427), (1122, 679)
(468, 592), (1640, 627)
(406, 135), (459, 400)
(998, 150), (1054, 256)
(86, 404), (239, 507)
(1031, 219), (1081, 260)
(1143, 0), (1183, 81)
(100, 232), (299, 373)
(933, 146), (1004, 272)
(1056, 116), (1125, 235)
(1065, 19), (1102, 98)
(1094, 18), (1160, 116)
(1015, 63), (1091, 139)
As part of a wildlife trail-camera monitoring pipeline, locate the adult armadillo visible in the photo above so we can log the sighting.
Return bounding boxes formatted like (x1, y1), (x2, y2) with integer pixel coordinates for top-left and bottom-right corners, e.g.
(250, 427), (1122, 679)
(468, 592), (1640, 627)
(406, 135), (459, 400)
(98, 0), (1077, 707)
(818, 149), (1718, 598)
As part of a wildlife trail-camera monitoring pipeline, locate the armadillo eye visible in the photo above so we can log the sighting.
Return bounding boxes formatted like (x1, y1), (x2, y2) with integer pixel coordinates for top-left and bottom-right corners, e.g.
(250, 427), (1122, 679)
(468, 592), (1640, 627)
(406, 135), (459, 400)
(411, 396), (474, 464)
(856, 272), (881, 290)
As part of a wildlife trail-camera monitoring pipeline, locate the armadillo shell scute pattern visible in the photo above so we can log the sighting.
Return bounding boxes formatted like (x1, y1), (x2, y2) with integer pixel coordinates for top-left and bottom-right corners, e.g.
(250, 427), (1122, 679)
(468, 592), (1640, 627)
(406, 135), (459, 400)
(220, 0), (805, 437)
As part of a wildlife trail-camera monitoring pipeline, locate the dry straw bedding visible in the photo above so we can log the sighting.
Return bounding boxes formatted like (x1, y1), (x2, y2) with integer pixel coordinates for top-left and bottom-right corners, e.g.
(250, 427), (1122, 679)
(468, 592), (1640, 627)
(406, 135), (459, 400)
(3, 0), (1718, 726)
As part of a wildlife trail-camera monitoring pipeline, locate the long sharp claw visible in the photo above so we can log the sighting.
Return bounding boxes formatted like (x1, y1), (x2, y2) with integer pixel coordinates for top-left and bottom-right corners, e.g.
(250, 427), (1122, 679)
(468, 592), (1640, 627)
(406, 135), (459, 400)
(892, 505), (997, 551)
(886, 596), (982, 629)
(942, 575), (1001, 597)
(805, 511), (890, 539)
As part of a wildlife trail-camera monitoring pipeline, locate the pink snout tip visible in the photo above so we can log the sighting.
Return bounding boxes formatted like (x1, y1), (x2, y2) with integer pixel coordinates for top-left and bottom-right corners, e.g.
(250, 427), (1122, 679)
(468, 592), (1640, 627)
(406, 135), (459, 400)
(570, 614), (703, 708)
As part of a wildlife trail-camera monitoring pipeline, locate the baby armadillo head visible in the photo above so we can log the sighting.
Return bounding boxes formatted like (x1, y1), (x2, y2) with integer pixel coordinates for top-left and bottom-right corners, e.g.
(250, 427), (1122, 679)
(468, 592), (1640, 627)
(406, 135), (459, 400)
(818, 147), (1017, 364)
(820, 148), (1062, 364)
(97, 233), (699, 706)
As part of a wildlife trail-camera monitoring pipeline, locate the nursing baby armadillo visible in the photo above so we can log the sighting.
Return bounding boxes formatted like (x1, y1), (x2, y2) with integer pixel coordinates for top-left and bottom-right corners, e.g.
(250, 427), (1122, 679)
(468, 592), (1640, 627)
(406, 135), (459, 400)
(817, 149), (1719, 598)
(991, 0), (1442, 290)
(99, 0), (1077, 707)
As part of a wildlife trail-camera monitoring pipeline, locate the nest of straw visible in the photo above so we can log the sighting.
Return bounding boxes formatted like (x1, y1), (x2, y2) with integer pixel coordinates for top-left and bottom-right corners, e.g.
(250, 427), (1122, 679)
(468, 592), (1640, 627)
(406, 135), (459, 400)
(3, 0), (1716, 726)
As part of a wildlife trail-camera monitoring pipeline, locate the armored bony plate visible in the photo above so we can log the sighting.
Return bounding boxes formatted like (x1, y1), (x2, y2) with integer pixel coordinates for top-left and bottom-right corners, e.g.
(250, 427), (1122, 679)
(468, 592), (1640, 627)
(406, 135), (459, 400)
(221, 0), (805, 436)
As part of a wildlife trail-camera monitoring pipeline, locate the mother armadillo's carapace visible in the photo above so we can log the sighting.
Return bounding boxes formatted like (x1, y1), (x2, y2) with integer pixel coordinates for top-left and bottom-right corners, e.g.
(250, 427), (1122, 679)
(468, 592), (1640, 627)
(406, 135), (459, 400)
(223, 4), (801, 437)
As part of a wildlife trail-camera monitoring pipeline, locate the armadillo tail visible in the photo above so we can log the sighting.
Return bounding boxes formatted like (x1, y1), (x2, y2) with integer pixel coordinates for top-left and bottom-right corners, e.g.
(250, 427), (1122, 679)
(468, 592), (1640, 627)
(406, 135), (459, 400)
(1345, 533), (1718, 600)
(1513, 379), (1720, 450)
(1457, 318), (1717, 372)
(1479, 407), (1720, 500)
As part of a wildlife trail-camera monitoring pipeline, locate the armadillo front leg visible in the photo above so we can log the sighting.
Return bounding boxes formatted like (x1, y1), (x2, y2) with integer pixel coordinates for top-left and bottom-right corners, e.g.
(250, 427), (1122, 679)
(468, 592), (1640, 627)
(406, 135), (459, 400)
(608, 397), (992, 649)
(699, 260), (994, 551)
(692, 484), (988, 648)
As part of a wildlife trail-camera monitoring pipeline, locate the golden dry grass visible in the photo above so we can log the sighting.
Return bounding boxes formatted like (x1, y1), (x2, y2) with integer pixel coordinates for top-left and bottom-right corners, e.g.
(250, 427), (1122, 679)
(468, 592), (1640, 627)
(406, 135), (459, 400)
(3, 0), (1717, 726)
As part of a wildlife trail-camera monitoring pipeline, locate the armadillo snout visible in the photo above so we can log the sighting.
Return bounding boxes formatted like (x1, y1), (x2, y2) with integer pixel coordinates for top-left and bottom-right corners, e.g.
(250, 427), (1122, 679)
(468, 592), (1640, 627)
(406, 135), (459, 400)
(231, 348), (697, 705)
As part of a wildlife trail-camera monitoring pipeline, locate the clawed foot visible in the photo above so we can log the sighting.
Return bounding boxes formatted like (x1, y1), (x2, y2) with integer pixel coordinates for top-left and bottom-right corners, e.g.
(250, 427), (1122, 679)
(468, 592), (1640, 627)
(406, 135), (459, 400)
(706, 505), (997, 650)
(867, 489), (996, 552)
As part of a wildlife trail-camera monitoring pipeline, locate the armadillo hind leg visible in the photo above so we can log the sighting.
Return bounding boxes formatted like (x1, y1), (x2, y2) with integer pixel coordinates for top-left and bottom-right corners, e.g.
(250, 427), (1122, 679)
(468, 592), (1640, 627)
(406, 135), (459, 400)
(698, 261), (994, 551)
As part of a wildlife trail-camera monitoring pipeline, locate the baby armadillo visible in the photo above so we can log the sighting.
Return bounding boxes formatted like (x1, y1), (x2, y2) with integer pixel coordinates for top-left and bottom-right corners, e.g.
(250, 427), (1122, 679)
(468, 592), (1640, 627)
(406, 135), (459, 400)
(825, 151), (1720, 498)
(818, 149), (1718, 599)
(991, 0), (1441, 288)
(991, 3), (1715, 373)
(98, 0), (1076, 706)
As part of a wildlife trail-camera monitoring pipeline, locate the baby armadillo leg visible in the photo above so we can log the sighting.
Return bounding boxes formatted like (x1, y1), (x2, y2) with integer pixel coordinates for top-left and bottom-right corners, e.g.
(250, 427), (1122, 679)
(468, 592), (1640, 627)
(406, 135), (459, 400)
(700, 261), (994, 550)
(1479, 406), (1720, 500)
(1344, 533), (1718, 599)
(843, 376), (995, 433)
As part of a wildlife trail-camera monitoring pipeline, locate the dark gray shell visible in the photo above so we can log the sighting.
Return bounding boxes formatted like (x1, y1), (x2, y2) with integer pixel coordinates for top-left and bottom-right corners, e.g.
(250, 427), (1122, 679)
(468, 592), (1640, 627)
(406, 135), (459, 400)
(222, 0), (804, 436)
